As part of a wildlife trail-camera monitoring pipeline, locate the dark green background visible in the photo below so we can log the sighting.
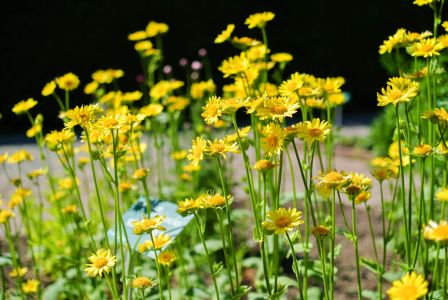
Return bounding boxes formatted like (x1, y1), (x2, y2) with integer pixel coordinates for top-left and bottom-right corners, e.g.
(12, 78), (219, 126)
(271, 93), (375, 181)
(0, 0), (435, 135)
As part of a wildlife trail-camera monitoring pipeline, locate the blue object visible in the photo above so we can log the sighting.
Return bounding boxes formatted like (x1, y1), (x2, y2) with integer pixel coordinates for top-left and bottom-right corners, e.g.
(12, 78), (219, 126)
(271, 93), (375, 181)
(108, 197), (193, 259)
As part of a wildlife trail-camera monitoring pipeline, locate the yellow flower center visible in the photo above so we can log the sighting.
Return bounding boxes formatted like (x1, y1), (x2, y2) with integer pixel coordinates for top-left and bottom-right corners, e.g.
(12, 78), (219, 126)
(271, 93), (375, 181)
(324, 171), (344, 183)
(308, 128), (323, 137)
(267, 135), (279, 147)
(275, 216), (291, 228)
(94, 257), (108, 268)
(211, 143), (225, 153)
(389, 90), (403, 101)
(421, 43), (434, 53)
(400, 284), (419, 299)
(270, 105), (288, 115)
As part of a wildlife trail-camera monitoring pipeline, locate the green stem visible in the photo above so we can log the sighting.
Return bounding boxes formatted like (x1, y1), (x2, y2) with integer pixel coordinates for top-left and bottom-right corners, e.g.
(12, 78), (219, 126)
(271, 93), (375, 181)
(351, 199), (362, 300)
(149, 232), (164, 300)
(285, 232), (304, 300)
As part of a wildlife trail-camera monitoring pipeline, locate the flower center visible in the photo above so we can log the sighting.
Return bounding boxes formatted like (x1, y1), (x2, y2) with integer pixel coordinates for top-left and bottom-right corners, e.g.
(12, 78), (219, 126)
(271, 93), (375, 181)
(389, 90), (403, 101)
(271, 105), (288, 115)
(94, 257), (108, 268)
(308, 128), (323, 137)
(275, 216), (291, 228)
(267, 136), (279, 147)
(324, 172), (344, 183)
(421, 44), (434, 53)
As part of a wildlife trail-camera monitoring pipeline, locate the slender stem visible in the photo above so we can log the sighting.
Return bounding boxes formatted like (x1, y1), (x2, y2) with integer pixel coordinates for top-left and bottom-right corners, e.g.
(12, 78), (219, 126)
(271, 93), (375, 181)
(215, 211), (235, 295)
(193, 213), (220, 300)
(216, 158), (239, 291)
(351, 199), (362, 300)
(285, 232), (304, 300)
(150, 232), (164, 300)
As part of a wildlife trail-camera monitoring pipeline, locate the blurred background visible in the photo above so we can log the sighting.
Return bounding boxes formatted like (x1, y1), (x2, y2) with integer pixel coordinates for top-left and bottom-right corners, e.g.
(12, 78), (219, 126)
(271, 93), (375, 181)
(0, 0), (435, 137)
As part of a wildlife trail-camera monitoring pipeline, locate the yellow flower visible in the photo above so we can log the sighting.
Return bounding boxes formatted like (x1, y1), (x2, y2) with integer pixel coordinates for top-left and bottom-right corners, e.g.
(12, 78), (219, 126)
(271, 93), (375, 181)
(253, 159), (278, 172)
(246, 44), (269, 61)
(27, 168), (47, 180)
(293, 118), (331, 144)
(261, 123), (286, 157)
(22, 279), (39, 294)
(370, 157), (398, 181)
(177, 198), (204, 215)
(128, 30), (147, 41)
(158, 250), (177, 266)
(409, 38), (443, 57)
(41, 81), (56, 96)
(92, 69), (123, 84)
(262, 207), (304, 234)
(132, 215), (166, 235)
(134, 40), (153, 52)
(97, 113), (128, 131)
(140, 103), (164, 117)
(84, 81), (99, 95)
(377, 85), (417, 107)
(119, 181), (134, 192)
(55, 73), (80, 91)
(166, 96), (190, 112)
(245, 12), (275, 29)
(84, 249), (117, 277)
(344, 173), (372, 197)
(232, 36), (262, 48)
(205, 138), (239, 159)
(311, 225), (331, 239)
(314, 170), (348, 189)
(187, 137), (206, 166)
(26, 124), (42, 138)
(9, 267), (27, 278)
(133, 168), (149, 180)
(413, 0), (433, 6)
(202, 193), (231, 208)
(171, 150), (187, 161)
(387, 272), (428, 300)
(7, 150), (33, 164)
(436, 188), (448, 202)
(146, 21), (169, 37)
(45, 129), (75, 151)
(255, 96), (299, 121)
(219, 53), (250, 78)
(271, 53), (293, 63)
(215, 24), (235, 43)
(190, 80), (216, 99)
(12, 98), (38, 115)
(150, 80), (184, 100)
(0, 153), (8, 164)
(61, 204), (77, 214)
(424, 220), (448, 243)
(65, 104), (103, 128)
(147, 233), (171, 250)
(223, 126), (251, 144)
(131, 276), (158, 289)
(354, 191), (371, 204)
(0, 209), (15, 223)
(279, 73), (304, 96)
(413, 144), (433, 156)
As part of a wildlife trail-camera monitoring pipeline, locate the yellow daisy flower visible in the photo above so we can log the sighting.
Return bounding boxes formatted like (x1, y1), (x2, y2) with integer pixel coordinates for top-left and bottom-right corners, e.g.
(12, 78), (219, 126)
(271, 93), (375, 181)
(9, 267), (27, 278)
(22, 279), (39, 294)
(387, 272), (428, 300)
(255, 96), (299, 121)
(146, 21), (169, 37)
(413, 0), (433, 6)
(311, 225), (331, 239)
(128, 30), (147, 41)
(64, 104), (103, 128)
(132, 215), (166, 235)
(131, 276), (158, 289)
(41, 81), (56, 96)
(436, 188), (448, 202)
(260, 122), (286, 157)
(7, 149), (33, 164)
(424, 220), (448, 243)
(245, 12), (275, 29)
(409, 38), (443, 57)
(158, 250), (177, 266)
(215, 24), (235, 43)
(293, 118), (331, 144)
(84, 249), (117, 277)
(201, 96), (222, 125)
(55, 72), (80, 91)
(219, 53), (250, 78)
(190, 80), (216, 99)
(187, 137), (206, 166)
(177, 198), (204, 215)
(12, 98), (38, 115)
(314, 170), (348, 189)
(205, 138), (239, 159)
(262, 207), (304, 234)
(271, 53), (293, 63)
(0, 209), (15, 224)
(147, 233), (172, 250)
(253, 159), (278, 172)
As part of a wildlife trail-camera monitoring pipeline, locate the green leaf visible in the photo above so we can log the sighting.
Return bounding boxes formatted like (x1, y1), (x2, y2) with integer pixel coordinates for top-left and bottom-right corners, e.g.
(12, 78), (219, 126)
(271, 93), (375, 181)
(193, 239), (222, 255)
(0, 255), (12, 266)
(42, 278), (66, 300)
(360, 257), (382, 275)
(343, 231), (357, 243)
(362, 290), (379, 300)
(212, 261), (223, 275)
(307, 287), (322, 300)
